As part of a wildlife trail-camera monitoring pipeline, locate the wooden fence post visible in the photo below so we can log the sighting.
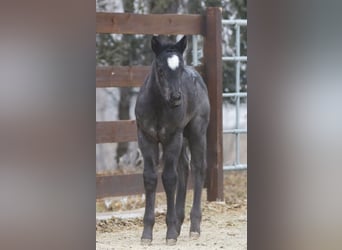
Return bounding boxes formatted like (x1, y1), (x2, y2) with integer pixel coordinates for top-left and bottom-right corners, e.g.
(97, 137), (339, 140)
(204, 7), (224, 201)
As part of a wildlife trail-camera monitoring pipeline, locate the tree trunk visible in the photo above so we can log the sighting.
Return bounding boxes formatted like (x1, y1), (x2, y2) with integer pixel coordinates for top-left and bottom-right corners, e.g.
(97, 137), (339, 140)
(116, 0), (135, 165)
(116, 88), (132, 164)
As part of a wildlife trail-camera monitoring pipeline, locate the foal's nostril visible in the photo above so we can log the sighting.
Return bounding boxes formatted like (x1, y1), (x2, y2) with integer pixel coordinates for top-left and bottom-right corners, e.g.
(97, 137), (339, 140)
(171, 92), (181, 101)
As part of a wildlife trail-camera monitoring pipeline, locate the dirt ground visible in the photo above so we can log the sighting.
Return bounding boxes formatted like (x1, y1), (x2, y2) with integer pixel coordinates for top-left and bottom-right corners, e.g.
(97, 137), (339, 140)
(96, 170), (247, 250)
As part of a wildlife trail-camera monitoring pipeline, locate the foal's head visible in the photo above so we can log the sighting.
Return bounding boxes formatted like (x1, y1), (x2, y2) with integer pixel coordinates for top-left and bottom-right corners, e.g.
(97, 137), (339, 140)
(151, 35), (187, 107)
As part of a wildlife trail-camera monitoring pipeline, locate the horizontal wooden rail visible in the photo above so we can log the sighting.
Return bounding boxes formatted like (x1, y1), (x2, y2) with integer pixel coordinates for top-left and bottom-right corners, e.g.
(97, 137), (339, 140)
(96, 120), (137, 143)
(96, 66), (149, 88)
(97, 173), (162, 198)
(96, 172), (194, 198)
(96, 12), (204, 35)
(96, 65), (204, 88)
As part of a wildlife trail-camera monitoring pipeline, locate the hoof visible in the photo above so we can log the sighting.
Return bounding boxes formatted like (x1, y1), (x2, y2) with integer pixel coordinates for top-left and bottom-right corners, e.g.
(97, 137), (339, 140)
(141, 238), (152, 246)
(166, 238), (177, 246)
(190, 232), (200, 240)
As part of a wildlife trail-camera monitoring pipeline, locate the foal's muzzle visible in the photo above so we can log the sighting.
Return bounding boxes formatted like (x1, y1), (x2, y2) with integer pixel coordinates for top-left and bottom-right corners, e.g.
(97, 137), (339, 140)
(169, 92), (182, 107)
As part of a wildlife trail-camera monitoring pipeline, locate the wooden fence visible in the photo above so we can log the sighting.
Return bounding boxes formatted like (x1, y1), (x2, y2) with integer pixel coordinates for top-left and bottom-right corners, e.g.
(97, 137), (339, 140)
(96, 7), (223, 201)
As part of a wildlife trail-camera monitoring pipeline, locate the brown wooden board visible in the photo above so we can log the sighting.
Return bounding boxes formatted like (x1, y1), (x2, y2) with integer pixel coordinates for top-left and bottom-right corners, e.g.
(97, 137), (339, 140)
(96, 66), (149, 88)
(96, 12), (204, 35)
(203, 8), (224, 201)
(96, 173), (160, 198)
(96, 120), (137, 143)
(96, 172), (194, 198)
(96, 65), (204, 88)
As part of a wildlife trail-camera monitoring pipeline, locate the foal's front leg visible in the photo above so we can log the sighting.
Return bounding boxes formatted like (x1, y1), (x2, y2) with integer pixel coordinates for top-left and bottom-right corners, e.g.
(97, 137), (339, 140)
(162, 132), (183, 245)
(138, 130), (159, 245)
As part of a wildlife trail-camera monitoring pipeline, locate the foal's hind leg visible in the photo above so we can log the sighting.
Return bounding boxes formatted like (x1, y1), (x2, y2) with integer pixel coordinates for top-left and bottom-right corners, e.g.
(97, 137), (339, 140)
(138, 130), (159, 245)
(188, 127), (207, 239)
(175, 140), (189, 235)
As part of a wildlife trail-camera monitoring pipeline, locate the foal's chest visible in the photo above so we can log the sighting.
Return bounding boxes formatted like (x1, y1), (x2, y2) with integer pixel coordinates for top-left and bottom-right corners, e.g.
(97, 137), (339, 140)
(137, 98), (186, 142)
(140, 107), (184, 142)
(141, 119), (173, 142)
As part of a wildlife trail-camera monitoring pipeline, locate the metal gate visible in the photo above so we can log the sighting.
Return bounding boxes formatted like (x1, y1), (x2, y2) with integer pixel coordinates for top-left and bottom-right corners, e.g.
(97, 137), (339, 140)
(192, 19), (247, 171)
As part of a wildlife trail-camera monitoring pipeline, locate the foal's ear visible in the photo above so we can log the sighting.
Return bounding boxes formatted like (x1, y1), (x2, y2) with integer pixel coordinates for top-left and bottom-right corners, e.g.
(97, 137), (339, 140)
(151, 36), (162, 55)
(175, 36), (187, 54)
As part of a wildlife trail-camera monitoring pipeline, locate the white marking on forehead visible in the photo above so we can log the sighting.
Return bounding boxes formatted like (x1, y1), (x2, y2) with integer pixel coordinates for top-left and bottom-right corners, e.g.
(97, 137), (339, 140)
(167, 54), (179, 70)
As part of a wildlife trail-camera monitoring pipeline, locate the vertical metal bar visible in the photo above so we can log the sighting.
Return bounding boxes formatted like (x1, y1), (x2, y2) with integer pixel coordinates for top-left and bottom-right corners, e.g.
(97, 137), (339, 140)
(192, 35), (198, 66)
(235, 24), (241, 165)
